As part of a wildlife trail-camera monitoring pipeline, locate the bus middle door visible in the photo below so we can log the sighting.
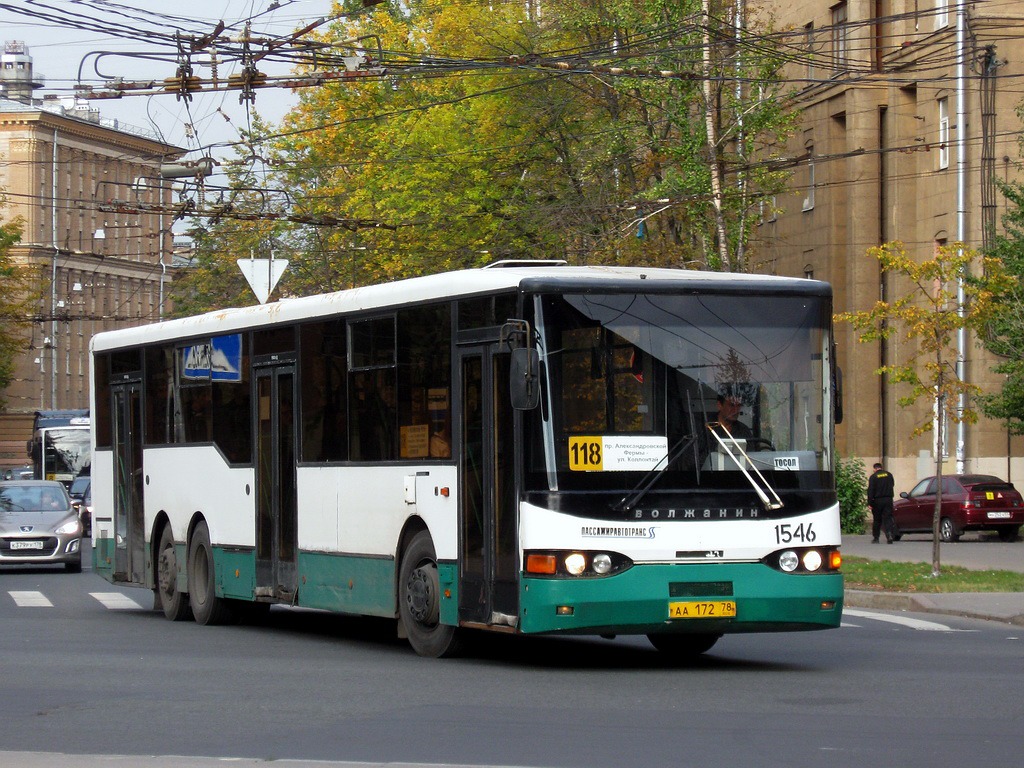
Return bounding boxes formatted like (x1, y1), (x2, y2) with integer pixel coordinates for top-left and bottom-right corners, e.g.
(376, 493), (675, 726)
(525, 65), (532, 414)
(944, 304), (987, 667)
(253, 360), (298, 602)
(458, 342), (518, 628)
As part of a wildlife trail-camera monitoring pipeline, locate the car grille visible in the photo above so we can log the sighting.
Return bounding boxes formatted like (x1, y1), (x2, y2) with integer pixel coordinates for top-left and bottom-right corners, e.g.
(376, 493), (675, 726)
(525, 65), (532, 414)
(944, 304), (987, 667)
(0, 537), (60, 557)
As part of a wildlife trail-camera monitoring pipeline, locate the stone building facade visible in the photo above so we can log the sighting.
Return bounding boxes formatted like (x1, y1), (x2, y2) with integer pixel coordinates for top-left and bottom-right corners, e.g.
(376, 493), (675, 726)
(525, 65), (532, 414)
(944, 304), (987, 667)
(758, 1), (1024, 485)
(0, 43), (182, 465)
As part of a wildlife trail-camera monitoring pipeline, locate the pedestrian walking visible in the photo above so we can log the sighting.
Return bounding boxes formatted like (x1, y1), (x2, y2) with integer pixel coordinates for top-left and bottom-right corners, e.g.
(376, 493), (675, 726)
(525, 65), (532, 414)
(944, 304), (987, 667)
(867, 462), (895, 544)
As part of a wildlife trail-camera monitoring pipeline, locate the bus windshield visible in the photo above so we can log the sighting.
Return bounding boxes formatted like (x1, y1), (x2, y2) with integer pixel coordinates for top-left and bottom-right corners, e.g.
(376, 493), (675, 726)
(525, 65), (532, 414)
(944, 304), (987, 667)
(529, 291), (833, 504)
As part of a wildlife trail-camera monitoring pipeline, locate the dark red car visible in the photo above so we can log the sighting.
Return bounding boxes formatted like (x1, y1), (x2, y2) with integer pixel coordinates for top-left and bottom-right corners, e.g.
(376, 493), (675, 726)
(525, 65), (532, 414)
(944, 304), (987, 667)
(892, 474), (1023, 542)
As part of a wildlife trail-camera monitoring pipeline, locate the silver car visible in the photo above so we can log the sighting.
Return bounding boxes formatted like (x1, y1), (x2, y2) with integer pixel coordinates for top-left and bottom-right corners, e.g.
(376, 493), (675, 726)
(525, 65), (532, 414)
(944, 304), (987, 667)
(0, 480), (83, 572)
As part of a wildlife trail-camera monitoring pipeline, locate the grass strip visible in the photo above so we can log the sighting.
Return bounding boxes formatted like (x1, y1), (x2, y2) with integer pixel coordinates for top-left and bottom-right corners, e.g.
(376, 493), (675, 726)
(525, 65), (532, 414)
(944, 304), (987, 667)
(843, 555), (1024, 593)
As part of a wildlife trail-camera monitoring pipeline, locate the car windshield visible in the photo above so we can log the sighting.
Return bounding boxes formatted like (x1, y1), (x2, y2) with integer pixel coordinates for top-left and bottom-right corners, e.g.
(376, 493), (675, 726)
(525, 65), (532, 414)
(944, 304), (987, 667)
(0, 485), (69, 512)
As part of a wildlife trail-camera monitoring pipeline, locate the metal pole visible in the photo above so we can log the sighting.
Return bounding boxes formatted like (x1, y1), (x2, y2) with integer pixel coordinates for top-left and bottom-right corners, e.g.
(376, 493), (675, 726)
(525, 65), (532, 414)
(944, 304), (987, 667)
(955, 2), (967, 475)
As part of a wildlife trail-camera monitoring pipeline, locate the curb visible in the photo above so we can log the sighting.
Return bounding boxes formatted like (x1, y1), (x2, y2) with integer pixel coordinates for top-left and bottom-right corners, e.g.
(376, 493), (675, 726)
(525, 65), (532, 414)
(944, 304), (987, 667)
(845, 589), (1024, 627)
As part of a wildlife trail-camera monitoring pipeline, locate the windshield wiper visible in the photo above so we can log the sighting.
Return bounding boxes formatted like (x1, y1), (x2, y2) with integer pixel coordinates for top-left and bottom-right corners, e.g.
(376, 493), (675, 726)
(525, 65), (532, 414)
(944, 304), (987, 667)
(612, 433), (699, 512)
(707, 423), (784, 510)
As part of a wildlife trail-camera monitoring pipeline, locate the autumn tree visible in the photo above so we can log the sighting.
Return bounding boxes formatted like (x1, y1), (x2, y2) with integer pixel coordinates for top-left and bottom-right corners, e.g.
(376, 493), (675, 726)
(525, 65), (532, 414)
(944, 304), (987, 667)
(168, 122), (297, 315)
(979, 179), (1024, 433)
(253, 0), (800, 297)
(836, 242), (1015, 576)
(0, 216), (42, 404)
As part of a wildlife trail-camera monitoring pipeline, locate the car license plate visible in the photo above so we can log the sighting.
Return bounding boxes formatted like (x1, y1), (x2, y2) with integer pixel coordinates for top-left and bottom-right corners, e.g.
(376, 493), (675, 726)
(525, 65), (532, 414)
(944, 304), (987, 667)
(987, 511), (1011, 519)
(11, 540), (44, 551)
(668, 600), (736, 619)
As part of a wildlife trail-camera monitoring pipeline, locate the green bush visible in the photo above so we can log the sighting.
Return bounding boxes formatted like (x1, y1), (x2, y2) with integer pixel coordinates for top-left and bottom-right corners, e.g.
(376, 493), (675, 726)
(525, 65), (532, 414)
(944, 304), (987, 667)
(836, 456), (868, 534)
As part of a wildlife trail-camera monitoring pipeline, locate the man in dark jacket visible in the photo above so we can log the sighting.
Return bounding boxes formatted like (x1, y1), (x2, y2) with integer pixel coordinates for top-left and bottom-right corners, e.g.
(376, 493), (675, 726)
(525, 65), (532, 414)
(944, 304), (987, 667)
(867, 462), (896, 543)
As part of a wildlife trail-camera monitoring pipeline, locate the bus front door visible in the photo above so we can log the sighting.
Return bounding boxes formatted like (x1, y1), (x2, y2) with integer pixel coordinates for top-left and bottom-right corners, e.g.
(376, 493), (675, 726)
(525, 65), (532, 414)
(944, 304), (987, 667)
(458, 347), (518, 627)
(111, 380), (145, 584)
(254, 365), (298, 602)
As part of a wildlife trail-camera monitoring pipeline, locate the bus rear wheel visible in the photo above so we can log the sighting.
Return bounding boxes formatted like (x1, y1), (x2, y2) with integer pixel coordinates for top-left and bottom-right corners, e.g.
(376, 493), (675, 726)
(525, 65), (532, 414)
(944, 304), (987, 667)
(188, 521), (235, 626)
(399, 530), (461, 658)
(156, 525), (192, 621)
(647, 633), (721, 656)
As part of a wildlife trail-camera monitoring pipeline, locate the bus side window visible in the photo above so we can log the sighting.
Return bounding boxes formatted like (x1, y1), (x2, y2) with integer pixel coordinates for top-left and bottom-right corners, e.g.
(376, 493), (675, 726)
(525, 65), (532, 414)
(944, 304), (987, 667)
(349, 317), (396, 462)
(398, 304), (452, 460)
(300, 320), (348, 463)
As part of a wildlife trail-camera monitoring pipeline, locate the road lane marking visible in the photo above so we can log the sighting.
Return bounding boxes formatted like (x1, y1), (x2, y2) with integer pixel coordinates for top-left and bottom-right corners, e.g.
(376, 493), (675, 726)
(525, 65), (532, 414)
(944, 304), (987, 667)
(8, 591), (52, 607)
(90, 592), (144, 610)
(843, 608), (974, 632)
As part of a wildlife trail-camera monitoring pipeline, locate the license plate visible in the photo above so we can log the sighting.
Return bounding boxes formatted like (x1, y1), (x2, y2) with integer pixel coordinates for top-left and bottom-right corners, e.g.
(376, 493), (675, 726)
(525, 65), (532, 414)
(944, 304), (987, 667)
(11, 540), (44, 551)
(987, 511), (1011, 519)
(668, 600), (736, 619)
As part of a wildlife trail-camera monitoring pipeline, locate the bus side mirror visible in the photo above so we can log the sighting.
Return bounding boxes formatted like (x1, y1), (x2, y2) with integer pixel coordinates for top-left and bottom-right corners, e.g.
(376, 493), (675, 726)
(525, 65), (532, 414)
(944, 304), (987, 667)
(510, 347), (540, 410)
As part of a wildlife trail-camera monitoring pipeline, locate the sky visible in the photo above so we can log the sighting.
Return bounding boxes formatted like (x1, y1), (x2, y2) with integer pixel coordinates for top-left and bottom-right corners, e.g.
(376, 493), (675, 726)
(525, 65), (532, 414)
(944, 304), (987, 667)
(0, 0), (338, 162)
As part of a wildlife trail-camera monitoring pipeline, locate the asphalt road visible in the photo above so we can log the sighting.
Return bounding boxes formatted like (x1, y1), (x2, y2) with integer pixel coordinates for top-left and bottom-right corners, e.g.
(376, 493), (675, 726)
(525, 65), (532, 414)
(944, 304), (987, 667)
(1, 563), (1022, 768)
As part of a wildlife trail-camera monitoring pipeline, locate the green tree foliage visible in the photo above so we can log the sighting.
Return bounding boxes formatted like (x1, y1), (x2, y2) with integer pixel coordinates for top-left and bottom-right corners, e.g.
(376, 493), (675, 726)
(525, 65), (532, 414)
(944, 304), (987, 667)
(0, 217), (42, 404)
(835, 241), (1015, 574)
(979, 179), (1024, 433)
(835, 455), (868, 535)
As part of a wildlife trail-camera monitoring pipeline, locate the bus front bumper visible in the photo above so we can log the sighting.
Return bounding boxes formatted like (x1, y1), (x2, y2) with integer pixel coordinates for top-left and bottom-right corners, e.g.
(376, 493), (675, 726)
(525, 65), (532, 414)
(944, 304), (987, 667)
(519, 561), (843, 636)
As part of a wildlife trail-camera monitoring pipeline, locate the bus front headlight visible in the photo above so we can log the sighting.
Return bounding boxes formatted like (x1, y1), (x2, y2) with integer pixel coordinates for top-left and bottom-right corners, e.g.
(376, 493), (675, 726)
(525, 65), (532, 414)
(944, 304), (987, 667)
(591, 553), (613, 575)
(564, 553), (587, 575)
(778, 550), (800, 572)
(802, 550), (823, 572)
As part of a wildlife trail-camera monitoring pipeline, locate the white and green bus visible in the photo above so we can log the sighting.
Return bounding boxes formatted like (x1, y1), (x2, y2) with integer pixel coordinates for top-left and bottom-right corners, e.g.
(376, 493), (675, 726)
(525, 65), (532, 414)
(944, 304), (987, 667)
(90, 263), (844, 657)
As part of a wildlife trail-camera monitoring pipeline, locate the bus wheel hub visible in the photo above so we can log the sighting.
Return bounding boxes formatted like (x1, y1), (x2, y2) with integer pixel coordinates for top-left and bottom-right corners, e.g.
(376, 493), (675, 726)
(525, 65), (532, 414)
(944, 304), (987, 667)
(406, 565), (438, 625)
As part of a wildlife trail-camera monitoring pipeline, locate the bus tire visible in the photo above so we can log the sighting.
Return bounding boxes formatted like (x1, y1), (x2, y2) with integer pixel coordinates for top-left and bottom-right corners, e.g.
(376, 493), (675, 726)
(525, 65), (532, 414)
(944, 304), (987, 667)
(647, 633), (721, 656)
(187, 521), (235, 626)
(156, 524), (192, 621)
(398, 530), (461, 658)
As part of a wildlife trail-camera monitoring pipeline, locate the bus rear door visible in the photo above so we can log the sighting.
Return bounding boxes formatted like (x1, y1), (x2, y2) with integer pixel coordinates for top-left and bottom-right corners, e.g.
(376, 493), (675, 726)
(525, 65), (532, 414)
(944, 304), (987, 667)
(111, 376), (145, 584)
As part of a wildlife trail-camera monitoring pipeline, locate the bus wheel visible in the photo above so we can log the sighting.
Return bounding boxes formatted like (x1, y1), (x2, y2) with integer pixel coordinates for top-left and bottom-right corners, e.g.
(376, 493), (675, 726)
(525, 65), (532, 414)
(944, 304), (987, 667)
(156, 525), (192, 621)
(646, 633), (721, 656)
(399, 530), (461, 658)
(187, 521), (234, 626)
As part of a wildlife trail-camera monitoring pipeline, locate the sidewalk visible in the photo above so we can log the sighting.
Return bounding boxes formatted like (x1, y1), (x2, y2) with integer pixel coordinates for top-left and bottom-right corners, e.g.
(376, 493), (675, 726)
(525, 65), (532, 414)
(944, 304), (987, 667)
(841, 533), (1024, 626)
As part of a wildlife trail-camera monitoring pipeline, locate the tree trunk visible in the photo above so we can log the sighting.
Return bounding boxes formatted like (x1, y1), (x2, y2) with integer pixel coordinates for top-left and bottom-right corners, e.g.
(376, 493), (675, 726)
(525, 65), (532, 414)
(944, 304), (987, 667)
(702, 0), (730, 271)
(932, 390), (944, 577)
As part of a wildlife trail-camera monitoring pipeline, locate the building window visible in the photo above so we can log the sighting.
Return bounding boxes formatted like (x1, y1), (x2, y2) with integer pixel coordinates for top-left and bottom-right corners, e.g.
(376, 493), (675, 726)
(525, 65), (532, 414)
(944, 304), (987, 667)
(831, 2), (848, 71)
(805, 23), (815, 81)
(802, 146), (816, 211)
(938, 97), (949, 169)
(936, 0), (949, 29)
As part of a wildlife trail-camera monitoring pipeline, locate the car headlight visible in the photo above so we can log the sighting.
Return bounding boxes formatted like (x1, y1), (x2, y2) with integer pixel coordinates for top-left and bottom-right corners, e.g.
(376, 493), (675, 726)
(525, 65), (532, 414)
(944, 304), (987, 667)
(54, 518), (81, 535)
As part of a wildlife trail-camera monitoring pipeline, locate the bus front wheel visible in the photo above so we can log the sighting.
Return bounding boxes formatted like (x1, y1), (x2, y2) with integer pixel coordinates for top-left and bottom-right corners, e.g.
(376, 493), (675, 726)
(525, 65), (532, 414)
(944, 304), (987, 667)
(399, 530), (461, 658)
(647, 633), (721, 656)
(188, 521), (235, 626)
(156, 525), (192, 621)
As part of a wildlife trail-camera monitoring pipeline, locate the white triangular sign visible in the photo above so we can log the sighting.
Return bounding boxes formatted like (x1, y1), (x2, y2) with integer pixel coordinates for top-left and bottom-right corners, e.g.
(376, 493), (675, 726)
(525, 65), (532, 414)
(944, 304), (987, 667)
(237, 258), (289, 304)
